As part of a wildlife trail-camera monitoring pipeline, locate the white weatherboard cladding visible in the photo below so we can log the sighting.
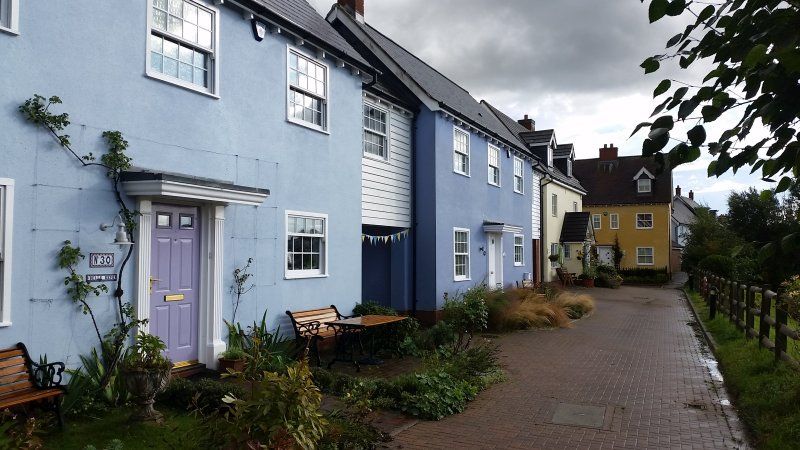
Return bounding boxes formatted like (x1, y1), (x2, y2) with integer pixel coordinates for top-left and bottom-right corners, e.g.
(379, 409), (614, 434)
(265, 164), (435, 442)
(531, 171), (541, 240)
(362, 98), (412, 227)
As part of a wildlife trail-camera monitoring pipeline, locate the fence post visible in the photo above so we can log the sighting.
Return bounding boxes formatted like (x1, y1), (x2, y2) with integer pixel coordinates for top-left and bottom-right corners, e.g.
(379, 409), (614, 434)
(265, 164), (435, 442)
(775, 294), (788, 364)
(759, 285), (771, 349)
(729, 280), (736, 323)
(738, 284), (746, 331)
(745, 286), (754, 339)
(709, 284), (717, 320)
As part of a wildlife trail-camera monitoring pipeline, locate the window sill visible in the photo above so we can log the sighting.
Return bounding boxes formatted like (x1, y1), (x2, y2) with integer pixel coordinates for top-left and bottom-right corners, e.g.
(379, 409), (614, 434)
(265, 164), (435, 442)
(454, 277), (471, 282)
(284, 273), (329, 280)
(514, 190), (524, 195)
(145, 71), (219, 99)
(287, 117), (330, 135)
(0, 26), (19, 36)
(488, 182), (501, 188)
(514, 263), (524, 267)
(453, 170), (470, 178)
(637, 263), (654, 266)
(363, 153), (390, 163)
(635, 227), (654, 230)
(0, 321), (11, 328)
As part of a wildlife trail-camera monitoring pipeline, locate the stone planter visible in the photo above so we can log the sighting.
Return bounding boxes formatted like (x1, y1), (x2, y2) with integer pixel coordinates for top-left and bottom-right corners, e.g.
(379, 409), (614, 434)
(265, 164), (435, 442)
(582, 278), (595, 288)
(123, 367), (171, 422)
(218, 357), (245, 373)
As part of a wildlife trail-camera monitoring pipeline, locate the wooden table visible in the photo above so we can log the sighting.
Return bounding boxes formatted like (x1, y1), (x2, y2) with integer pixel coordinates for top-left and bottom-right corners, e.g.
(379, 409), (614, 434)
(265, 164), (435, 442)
(325, 314), (407, 370)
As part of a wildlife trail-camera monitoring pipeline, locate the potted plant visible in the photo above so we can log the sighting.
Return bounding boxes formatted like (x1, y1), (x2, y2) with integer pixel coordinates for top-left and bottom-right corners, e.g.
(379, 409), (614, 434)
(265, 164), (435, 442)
(121, 332), (172, 422)
(220, 259), (254, 373)
(218, 344), (246, 373)
(548, 254), (559, 263)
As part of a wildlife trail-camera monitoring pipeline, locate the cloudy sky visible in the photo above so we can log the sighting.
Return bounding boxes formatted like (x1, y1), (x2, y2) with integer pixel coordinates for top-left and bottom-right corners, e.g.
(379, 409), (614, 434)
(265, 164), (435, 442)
(309, 0), (770, 211)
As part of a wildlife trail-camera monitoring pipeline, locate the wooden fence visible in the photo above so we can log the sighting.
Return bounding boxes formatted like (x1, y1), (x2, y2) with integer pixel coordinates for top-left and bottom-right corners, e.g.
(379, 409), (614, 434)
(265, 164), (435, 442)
(693, 271), (800, 368)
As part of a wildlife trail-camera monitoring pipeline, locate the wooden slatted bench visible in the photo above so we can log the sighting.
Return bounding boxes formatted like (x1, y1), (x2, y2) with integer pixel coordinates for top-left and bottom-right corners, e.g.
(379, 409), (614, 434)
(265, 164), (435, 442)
(0, 343), (66, 426)
(286, 305), (354, 366)
(556, 267), (575, 288)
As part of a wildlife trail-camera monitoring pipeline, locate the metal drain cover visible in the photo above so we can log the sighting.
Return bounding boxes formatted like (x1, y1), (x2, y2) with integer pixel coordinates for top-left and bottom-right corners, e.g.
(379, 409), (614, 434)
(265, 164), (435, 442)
(552, 403), (607, 429)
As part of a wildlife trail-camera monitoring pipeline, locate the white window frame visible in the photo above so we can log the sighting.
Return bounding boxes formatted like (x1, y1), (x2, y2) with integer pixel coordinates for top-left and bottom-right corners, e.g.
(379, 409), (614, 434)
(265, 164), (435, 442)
(551, 193), (558, 217)
(453, 227), (471, 281)
(572, 201), (578, 212)
(610, 213), (619, 230)
(0, 179), (14, 327)
(563, 243), (571, 260)
(0, 0), (19, 35)
(453, 126), (470, 176)
(487, 144), (501, 187)
(567, 159), (573, 177)
(636, 247), (655, 266)
(362, 101), (390, 161)
(636, 212), (654, 229)
(637, 178), (652, 193)
(145, 0), (220, 97)
(592, 214), (601, 230)
(286, 46), (330, 133)
(284, 210), (329, 279)
(514, 234), (524, 266)
(513, 157), (524, 194)
(550, 243), (560, 268)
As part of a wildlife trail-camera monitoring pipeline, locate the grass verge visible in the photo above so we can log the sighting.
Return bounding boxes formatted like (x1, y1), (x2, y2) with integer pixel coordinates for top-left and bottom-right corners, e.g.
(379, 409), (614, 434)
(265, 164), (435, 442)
(687, 290), (800, 450)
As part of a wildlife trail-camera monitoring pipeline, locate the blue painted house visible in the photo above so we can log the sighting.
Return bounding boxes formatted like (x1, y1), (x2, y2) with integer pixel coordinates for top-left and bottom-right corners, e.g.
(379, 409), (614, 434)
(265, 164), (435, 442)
(328, 1), (548, 321)
(0, 0), (374, 369)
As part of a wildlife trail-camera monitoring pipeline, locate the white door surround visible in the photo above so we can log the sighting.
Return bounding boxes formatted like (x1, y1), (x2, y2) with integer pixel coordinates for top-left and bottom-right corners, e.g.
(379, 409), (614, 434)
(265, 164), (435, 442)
(486, 233), (503, 289)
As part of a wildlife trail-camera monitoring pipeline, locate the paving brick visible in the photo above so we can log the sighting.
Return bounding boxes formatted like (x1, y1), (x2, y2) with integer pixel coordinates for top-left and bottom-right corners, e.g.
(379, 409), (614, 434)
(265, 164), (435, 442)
(388, 285), (749, 449)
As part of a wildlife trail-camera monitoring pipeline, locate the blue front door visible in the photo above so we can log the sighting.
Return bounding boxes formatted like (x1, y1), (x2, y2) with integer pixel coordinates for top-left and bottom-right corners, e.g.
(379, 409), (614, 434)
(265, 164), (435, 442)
(150, 204), (200, 364)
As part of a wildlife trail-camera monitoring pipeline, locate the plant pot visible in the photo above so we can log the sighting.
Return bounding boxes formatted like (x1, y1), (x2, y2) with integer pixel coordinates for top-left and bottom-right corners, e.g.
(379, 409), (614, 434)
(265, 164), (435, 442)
(218, 357), (245, 373)
(582, 278), (595, 288)
(123, 366), (171, 423)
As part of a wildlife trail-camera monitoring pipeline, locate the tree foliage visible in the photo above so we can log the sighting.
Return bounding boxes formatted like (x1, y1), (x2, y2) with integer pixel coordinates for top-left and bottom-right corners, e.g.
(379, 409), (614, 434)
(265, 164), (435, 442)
(634, 0), (800, 192)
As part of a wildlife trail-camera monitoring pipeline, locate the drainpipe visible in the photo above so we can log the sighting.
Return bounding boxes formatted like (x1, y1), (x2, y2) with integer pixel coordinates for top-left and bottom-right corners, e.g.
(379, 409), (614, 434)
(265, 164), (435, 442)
(538, 167), (553, 283)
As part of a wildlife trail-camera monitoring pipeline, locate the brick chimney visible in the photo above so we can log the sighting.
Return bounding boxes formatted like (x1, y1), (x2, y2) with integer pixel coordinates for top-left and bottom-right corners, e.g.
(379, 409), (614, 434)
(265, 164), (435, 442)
(599, 143), (618, 161)
(689, 190), (694, 200)
(338, 0), (365, 23)
(517, 114), (535, 131)
(675, 185), (682, 197)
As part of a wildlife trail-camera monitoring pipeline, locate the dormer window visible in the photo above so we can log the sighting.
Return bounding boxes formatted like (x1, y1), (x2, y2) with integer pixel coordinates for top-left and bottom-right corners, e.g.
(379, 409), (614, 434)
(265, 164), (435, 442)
(633, 167), (654, 193)
(567, 159), (573, 177)
(547, 144), (554, 167)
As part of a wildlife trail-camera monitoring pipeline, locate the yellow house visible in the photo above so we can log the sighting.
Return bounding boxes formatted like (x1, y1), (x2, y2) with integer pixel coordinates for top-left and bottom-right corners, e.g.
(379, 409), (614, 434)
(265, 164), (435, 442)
(573, 145), (673, 273)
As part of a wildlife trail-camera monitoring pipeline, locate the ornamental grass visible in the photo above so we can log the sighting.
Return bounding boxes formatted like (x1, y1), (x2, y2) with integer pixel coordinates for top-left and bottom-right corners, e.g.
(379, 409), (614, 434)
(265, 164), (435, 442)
(486, 288), (595, 332)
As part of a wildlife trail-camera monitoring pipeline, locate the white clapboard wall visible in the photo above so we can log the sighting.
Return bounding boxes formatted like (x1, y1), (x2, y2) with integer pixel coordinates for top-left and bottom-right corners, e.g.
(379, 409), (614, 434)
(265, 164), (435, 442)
(531, 171), (541, 240)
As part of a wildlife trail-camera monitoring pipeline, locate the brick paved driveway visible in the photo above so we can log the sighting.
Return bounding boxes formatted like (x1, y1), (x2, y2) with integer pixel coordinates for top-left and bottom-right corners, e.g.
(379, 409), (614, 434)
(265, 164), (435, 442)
(391, 285), (748, 449)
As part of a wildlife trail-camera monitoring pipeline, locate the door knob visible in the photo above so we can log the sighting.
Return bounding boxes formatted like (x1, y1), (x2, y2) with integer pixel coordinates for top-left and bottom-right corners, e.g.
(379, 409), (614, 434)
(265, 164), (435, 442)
(149, 276), (161, 294)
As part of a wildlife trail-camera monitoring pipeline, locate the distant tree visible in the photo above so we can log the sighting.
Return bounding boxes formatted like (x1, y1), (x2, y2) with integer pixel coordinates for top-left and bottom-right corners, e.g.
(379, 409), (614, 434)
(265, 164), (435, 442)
(726, 188), (785, 245)
(682, 207), (742, 271)
(633, 0), (799, 196)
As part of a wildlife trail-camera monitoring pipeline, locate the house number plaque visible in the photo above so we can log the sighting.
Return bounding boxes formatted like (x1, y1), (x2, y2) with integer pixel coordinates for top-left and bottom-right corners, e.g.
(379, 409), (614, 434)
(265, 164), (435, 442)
(89, 253), (115, 268)
(86, 274), (118, 283)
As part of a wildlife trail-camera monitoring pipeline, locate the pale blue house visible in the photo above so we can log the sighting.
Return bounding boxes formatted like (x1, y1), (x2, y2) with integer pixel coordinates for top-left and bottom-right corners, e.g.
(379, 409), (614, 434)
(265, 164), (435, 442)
(329, 0), (546, 321)
(0, 0), (374, 369)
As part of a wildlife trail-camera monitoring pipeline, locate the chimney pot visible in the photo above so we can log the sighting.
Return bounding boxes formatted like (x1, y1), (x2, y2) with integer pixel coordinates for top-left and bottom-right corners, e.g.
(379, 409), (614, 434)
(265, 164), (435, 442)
(689, 190), (694, 200)
(599, 144), (618, 161)
(517, 115), (535, 131)
(676, 185), (682, 197)
(338, 0), (365, 22)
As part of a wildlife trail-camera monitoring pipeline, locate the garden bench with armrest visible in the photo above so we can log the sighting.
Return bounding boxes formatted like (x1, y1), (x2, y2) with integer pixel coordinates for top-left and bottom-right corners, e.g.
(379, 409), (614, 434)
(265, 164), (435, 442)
(286, 305), (359, 366)
(556, 267), (576, 288)
(0, 342), (66, 426)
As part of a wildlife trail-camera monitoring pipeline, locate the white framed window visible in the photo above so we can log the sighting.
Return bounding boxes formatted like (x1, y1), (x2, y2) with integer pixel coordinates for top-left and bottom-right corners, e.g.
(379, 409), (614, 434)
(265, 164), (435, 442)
(550, 243), (560, 268)
(563, 243), (571, 260)
(573, 201), (578, 212)
(637, 247), (654, 265)
(285, 211), (328, 279)
(287, 48), (329, 132)
(453, 228), (470, 281)
(0, 179), (13, 327)
(453, 127), (470, 176)
(592, 214), (601, 230)
(567, 159), (573, 177)
(147, 0), (218, 96)
(610, 213), (619, 230)
(636, 213), (654, 229)
(514, 234), (524, 266)
(487, 145), (501, 187)
(513, 157), (524, 194)
(637, 178), (652, 193)
(363, 103), (388, 160)
(551, 194), (558, 217)
(0, 0), (19, 34)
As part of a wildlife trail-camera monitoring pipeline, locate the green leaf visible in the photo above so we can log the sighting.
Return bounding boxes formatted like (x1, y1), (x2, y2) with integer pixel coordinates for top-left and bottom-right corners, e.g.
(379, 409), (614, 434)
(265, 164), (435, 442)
(665, 0), (687, 16)
(648, 128), (670, 140)
(686, 146), (701, 162)
(687, 125), (706, 146)
(707, 160), (718, 177)
(758, 242), (775, 263)
(666, 33), (683, 48)
(701, 105), (722, 122)
(679, 54), (696, 68)
(678, 98), (700, 119)
(696, 5), (715, 24)
(651, 115), (674, 130)
(743, 44), (768, 68)
(672, 86), (689, 102)
(653, 79), (671, 97)
(649, 0), (668, 22)
(630, 121), (653, 138)
(641, 57), (660, 74)
(776, 176), (792, 193)
(781, 232), (800, 252)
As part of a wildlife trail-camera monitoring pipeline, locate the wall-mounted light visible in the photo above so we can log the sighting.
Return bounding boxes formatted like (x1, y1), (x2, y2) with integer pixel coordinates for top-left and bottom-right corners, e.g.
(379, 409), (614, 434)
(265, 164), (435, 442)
(478, 246), (487, 256)
(100, 214), (133, 247)
(251, 19), (267, 41)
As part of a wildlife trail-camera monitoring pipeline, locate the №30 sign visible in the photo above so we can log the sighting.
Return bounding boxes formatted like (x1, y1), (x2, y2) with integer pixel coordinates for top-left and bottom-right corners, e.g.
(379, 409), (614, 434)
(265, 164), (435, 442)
(89, 253), (115, 268)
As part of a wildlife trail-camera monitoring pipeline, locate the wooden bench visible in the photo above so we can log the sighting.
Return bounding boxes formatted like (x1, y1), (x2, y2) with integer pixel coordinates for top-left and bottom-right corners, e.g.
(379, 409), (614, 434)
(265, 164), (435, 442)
(0, 343), (66, 426)
(286, 305), (356, 366)
(556, 267), (575, 288)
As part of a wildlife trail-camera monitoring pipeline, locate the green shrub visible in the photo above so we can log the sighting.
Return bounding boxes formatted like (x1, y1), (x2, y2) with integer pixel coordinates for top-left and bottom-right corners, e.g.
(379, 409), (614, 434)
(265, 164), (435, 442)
(413, 320), (456, 352)
(352, 302), (421, 357)
(63, 346), (128, 416)
(698, 254), (735, 278)
(320, 412), (385, 450)
(158, 377), (246, 411)
(618, 267), (670, 285)
(595, 264), (622, 288)
(396, 371), (478, 420)
(443, 286), (489, 352)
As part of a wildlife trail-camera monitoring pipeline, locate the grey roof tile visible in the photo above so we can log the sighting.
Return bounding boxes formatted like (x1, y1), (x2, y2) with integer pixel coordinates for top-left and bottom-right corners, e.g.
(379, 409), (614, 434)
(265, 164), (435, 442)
(554, 144), (573, 159)
(560, 212), (591, 243)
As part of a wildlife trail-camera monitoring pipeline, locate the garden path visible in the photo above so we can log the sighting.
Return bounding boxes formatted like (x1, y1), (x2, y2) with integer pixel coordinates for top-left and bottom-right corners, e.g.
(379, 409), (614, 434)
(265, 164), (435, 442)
(389, 284), (749, 449)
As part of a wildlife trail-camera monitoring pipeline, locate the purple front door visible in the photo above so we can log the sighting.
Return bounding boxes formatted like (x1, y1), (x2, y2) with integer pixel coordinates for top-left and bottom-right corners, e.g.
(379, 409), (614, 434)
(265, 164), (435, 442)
(150, 204), (200, 364)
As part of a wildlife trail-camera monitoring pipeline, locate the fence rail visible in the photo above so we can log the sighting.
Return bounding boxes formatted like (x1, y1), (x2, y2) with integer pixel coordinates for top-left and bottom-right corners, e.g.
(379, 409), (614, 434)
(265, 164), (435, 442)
(693, 271), (799, 368)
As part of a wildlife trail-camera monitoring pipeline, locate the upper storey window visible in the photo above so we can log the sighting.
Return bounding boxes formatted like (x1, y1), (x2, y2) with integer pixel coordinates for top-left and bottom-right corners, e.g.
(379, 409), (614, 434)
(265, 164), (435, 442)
(148, 0), (218, 94)
(363, 103), (388, 159)
(453, 127), (470, 176)
(288, 50), (328, 131)
(0, 0), (19, 34)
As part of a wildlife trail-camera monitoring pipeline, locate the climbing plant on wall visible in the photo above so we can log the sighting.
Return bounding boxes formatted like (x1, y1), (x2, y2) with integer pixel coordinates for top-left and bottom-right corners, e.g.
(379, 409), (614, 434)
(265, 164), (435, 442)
(19, 95), (143, 388)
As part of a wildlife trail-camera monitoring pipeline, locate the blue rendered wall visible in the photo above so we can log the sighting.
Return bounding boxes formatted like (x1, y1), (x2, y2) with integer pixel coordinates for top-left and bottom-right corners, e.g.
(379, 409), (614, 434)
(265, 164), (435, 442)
(413, 108), (439, 312)
(0, 1), (363, 366)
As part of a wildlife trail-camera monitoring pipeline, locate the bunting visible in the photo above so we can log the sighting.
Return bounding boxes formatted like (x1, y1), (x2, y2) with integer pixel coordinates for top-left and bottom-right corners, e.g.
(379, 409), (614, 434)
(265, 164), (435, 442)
(361, 229), (410, 245)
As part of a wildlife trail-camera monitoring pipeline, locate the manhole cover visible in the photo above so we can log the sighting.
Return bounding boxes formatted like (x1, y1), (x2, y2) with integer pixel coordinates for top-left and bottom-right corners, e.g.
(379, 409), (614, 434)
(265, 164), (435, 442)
(551, 403), (608, 429)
